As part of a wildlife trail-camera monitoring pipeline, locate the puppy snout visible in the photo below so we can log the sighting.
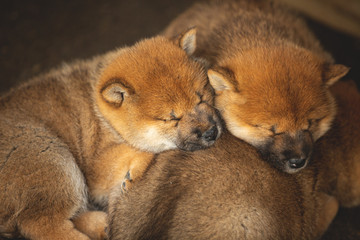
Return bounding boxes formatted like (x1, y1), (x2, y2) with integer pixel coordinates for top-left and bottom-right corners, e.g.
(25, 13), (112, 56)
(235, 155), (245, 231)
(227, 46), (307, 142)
(176, 108), (222, 151)
(282, 148), (309, 172)
(202, 126), (218, 142)
(288, 157), (307, 169)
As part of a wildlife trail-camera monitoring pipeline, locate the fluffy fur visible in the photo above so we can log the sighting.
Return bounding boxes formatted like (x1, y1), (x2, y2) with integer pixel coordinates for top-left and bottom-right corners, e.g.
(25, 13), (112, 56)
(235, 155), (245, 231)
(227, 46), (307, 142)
(163, 0), (349, 173)
(0, 30), (222, 239)
(108, 80), (359, 240)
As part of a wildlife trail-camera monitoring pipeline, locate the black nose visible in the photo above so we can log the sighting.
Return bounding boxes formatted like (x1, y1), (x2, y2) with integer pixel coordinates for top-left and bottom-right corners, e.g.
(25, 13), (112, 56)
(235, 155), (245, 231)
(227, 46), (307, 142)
(202, 126), (218, 142)
(288, 158), (306, 169)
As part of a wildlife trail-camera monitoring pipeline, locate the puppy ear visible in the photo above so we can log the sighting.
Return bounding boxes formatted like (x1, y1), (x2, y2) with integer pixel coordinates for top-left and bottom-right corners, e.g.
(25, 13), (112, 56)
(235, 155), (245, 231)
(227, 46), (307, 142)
(174, 27), (197, 56)
(101, 79), (134, 107)
(323, 64), (350, 86)
(207, 68), (237, 93)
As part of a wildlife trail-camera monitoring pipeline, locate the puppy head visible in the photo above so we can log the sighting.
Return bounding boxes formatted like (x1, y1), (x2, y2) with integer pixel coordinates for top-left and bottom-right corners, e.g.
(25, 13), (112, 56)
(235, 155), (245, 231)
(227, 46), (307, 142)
(96, 28), (222, 153)
(208, 46), (349, 173)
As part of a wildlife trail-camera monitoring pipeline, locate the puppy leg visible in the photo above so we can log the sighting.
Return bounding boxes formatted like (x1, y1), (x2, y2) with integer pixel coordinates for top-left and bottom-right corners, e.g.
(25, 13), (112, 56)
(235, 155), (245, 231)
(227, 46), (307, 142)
(87, 144), (154, 204)
(72, 211), (108, 240)
(120, 150), (154, 192)
(0, 129), (89, 239)
(315, 193), (339, 238)
(119, 170), (133, 193)
(21, 217), (90, 240)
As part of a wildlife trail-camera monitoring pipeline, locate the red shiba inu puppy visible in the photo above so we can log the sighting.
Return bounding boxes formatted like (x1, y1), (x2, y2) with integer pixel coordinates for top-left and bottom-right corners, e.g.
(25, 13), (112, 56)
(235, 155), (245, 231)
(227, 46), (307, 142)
(0, 29), (222, 240)
(164, 0), (349, 173)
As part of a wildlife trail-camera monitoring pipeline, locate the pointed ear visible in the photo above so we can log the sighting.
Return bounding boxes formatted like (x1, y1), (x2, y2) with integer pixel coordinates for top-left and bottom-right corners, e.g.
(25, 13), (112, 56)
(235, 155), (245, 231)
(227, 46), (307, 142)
(323, 64), (350, 86)
(174, 27), (197, 56)
(100, 79), (134, 107)
(207, 68), (237, 93)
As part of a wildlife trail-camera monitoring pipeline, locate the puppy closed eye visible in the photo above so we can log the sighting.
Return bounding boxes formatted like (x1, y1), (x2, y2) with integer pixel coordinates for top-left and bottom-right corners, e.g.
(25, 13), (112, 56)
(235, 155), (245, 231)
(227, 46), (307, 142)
(170, 111), (182, 121)
(155, 111), (182, 123)
(269, 125), (284, 136)
(250, 123), (283, 136)
(196, 91), (204, 104)
(308, 116), (326, 129)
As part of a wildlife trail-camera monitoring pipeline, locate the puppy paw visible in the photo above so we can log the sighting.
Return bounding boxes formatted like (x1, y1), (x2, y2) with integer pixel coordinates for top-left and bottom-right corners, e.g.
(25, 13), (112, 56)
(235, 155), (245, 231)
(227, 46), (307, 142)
(72, 211), (108, 240)
(120, 170), (133, 193)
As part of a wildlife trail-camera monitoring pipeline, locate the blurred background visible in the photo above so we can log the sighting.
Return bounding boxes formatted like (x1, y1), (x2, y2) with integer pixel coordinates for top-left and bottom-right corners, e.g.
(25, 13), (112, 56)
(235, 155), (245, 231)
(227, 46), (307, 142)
(0, 0), (359, 239)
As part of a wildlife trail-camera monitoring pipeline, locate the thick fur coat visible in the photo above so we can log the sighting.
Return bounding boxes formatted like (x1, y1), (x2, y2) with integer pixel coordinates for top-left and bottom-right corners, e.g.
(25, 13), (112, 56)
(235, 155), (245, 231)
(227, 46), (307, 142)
(0, 31), (222, 239)
(164, 0), (349, 173)
(109, 79), (360, 240)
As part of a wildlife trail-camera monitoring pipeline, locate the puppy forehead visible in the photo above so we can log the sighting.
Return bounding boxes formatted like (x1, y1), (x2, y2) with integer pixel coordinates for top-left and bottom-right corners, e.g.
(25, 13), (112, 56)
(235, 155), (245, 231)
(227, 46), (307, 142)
(135, 63), (206, 107)
(138, 87), (199, 116)
(226, 46), (324, 82)
(226, 52), (331, 123)
(104, 36), (206, 85)
(240, 86), (328, 121)
(131, 51), (205, 87)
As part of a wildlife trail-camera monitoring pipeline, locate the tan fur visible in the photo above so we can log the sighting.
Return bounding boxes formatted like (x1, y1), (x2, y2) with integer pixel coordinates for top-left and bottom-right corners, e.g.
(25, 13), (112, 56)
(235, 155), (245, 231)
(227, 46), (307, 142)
(0, 30), (222, 239)
(163, 0), (349, 173)
(108, 135), (335, 240)
(312, 80), (360, 207)
(87, 144), (154, 204)
(108, 80), (359, 240)
(72, 211), (108, 240)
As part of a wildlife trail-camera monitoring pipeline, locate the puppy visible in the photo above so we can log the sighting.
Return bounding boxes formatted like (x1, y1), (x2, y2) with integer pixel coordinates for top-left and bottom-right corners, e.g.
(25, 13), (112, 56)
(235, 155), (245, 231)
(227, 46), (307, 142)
(163, 0), (349, 173)
(0, 29), (222, 240)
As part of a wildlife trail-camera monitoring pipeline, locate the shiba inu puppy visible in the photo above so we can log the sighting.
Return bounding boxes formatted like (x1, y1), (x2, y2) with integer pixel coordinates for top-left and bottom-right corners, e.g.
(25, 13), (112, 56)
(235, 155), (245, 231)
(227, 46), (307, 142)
(0, 29), (222, 240)
(108, 80), (360, 240)
(163, 0), (349, 173)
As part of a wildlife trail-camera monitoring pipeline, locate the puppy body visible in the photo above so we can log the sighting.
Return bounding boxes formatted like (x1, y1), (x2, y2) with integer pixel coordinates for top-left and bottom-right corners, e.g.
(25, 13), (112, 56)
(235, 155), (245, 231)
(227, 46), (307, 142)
(164, 0), (349, 173)
(109, 134), (330, 239)
(313, 80), (360, 207)
(0, 32), (222, 239)
(109, 80), (359, 240)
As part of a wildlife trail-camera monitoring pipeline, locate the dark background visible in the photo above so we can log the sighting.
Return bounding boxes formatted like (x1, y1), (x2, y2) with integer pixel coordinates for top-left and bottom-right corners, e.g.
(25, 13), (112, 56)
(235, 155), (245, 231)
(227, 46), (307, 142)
(0, 0), (359, 239)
